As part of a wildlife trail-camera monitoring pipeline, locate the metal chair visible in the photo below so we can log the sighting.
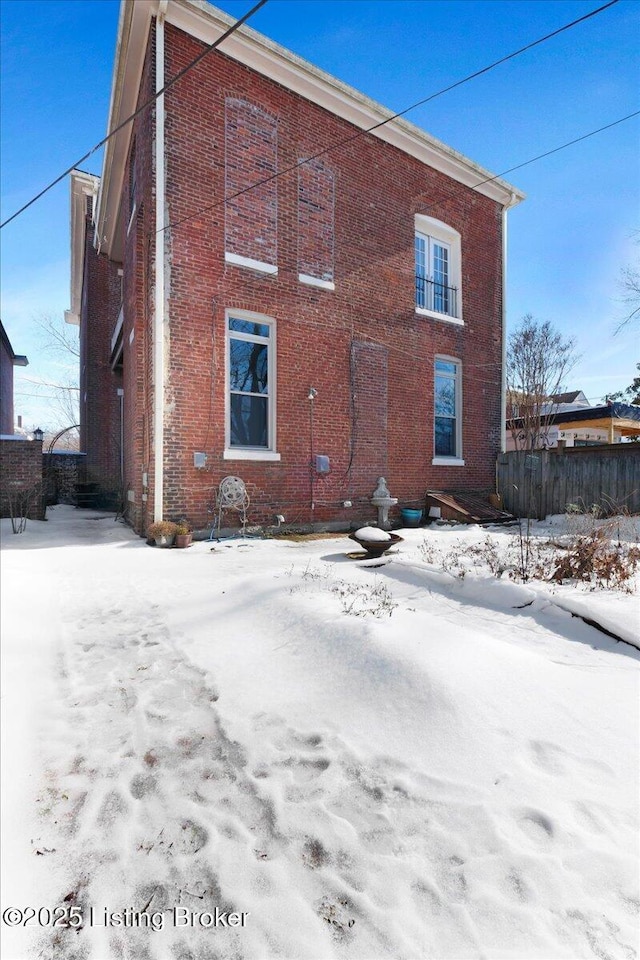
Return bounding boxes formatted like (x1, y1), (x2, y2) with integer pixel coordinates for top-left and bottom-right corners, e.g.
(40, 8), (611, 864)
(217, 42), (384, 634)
(211, 476), (250, 540)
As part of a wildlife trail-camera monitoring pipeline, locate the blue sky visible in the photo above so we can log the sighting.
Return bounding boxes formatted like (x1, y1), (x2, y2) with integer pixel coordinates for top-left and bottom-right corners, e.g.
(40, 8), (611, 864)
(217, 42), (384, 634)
(1, 0), (638, 429)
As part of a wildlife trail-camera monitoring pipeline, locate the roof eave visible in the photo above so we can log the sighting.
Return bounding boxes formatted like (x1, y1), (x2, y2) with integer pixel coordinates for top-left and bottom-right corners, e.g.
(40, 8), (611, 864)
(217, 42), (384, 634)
(96, 0), (525, 258)
(66, 170), (101, 326)
(95, 0), (156, 259)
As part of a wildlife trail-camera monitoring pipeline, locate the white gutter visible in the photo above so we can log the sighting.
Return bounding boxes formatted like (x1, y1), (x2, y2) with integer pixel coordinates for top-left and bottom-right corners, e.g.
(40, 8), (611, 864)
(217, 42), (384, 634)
(501, 193), (518, 454)
(153, 5), (167, 521)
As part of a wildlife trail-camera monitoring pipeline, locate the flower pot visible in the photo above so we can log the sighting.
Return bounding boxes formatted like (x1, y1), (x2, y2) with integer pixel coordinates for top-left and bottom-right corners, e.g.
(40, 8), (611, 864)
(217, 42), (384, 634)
(175, 533), (192, 548)
(401, 508), (423, 527)
(154, 534), (174, 548)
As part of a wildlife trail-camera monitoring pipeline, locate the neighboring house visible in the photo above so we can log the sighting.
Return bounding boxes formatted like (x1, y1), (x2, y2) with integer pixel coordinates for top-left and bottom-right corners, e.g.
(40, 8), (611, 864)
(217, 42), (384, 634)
(67, 0), (524, 534)
(506, 399), (640, 450)
(0, 321), (28, 435)
(544, 390), (591, 412)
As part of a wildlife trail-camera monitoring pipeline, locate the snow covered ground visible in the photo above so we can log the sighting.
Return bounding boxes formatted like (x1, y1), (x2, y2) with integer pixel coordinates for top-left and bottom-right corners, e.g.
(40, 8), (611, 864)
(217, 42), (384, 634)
(1, 506), (639, 960)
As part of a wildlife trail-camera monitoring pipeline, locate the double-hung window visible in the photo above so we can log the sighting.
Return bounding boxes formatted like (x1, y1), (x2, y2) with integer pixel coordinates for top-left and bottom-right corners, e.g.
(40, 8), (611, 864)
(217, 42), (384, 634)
(225, 311), (279, 461)
(415, 215), (462, 323)
(433, 357), (464, 464)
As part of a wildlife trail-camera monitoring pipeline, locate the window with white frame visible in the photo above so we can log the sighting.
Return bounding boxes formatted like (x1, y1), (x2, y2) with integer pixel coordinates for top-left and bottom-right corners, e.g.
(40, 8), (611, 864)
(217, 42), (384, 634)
(226, 311), (277, 457)
(415, 215), (462, 322)
(434, 357), (463, 461)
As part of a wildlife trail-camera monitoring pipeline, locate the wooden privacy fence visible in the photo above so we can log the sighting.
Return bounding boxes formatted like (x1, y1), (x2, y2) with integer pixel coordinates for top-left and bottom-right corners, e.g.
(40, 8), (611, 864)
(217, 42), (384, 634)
(496, 444), (640, 519)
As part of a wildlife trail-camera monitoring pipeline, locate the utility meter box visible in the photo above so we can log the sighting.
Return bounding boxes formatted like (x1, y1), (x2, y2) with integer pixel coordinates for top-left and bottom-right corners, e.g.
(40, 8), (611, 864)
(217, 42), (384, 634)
(314, 455), (330, 473)
(193, 452), (207, 469)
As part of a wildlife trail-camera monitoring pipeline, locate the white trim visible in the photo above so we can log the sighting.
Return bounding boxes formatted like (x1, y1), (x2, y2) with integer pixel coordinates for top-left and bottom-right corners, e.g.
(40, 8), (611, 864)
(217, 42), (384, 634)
(434, 355), (463, 462)
(415, 307), (464, 326)
(153, 11), (166, 523)
(223, 449), (281, 462)
(500, 193), (518, 453)
(111, 305), (124, 354)
(432, 457), (466, 467)
(225, 252), (278, 275)
(94, 1), (524, 259)
(126, 201), (137, 236)
(225, 308), (278, 455)
(167, 2), (524, 207)
(67, 170), (100, 326)
(298, 273), (335, 291)
(415, 215), (462, 322)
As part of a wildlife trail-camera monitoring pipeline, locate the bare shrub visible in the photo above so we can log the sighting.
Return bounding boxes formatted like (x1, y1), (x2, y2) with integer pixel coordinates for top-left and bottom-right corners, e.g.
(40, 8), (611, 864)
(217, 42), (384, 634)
(6, 482), (43, 533)
(550, 529), (640, 591)
(332, 579), (397, 618)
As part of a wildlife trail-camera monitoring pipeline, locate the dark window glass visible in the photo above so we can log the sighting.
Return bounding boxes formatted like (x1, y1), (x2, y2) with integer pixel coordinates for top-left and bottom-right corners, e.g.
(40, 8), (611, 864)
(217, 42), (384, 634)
(435, 375), (456, 417)
(230, 395), (268, 447)
(435, 418), (456, 456)
(229, 339), (268, 394)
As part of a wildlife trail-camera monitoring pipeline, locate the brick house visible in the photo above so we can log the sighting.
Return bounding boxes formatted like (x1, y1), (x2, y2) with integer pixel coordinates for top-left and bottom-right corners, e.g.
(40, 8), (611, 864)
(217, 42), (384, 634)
(68, 0), (524, 535)
(0, 322), (42, 520)
(0, 321), (28, 436)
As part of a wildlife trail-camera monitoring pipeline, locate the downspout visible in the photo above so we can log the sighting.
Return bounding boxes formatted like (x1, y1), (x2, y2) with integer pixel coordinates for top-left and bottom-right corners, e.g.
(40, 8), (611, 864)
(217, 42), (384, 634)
(501, 192), (518, 454)
(153, 4), (167, 521)
(117, 388), (124, 483)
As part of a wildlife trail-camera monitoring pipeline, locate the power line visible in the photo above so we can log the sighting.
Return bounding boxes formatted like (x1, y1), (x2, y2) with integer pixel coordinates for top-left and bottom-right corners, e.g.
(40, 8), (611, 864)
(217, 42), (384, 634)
(475, 110), (640, 185)
(161, 0), (621, 236)
(0, 0), (268, 231)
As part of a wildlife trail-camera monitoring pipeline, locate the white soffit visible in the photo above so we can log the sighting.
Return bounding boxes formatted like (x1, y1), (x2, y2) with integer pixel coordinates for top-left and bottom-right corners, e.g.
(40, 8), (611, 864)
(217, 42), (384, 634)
(171, 0), (524, 206)
(96, 0), (156, 259)
(97, 0), (524, 255)
(66, 170), (100, 326)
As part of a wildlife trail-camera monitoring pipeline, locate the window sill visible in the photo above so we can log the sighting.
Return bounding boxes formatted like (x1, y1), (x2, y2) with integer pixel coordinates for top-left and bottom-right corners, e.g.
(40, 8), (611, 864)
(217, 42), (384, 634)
(432, 457), (465, 466)
(225, 252), (278, 276)
(224, 449), (281, 462)
(416, 307), (463, 325)
(299, 273), (335, 291)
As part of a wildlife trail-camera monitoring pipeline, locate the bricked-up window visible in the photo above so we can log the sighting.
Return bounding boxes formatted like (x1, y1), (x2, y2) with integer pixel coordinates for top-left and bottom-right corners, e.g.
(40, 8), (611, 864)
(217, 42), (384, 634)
(433, 357), (464, 464)
(298, 160), (335, 289)
(226, 311), (279, 460)
(415, 215), (462, 323)
(225, 99), (278, 274)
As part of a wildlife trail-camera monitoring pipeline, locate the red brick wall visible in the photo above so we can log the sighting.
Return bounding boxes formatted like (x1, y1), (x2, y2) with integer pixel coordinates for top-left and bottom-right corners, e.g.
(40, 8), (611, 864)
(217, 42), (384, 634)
(119, 30), (157, 533)
(120, 23), (506, 533)
(0, 438), (43, 518)
(79, 197), (123, 500)
(298, 159), (335, 283)
(225, 98), (278, 266)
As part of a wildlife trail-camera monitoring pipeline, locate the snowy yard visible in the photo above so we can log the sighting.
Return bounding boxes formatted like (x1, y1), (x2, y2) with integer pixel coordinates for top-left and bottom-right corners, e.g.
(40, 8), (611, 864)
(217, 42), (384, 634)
(1, 506), (639, 960)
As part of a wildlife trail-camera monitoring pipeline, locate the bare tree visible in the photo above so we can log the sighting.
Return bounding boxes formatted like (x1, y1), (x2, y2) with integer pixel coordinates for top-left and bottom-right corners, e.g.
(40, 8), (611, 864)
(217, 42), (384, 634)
(28, 313), (80, 437)
(615, 233), (639, 334)
(36, 313), (80, 359)
(604, 363), (640, 406)
(507, 315), (578, 451)
(616, 264), (640, 334)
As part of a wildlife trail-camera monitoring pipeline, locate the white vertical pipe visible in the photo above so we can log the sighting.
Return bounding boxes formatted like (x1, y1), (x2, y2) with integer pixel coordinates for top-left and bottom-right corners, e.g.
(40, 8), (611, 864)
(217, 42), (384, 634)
(153, 8), (166, 521)
(500, 193), (517, 454)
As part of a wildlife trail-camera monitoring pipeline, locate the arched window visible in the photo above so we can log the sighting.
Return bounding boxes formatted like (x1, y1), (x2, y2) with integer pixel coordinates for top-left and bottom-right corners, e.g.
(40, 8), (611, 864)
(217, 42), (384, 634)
(415, 215), (462, 323)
